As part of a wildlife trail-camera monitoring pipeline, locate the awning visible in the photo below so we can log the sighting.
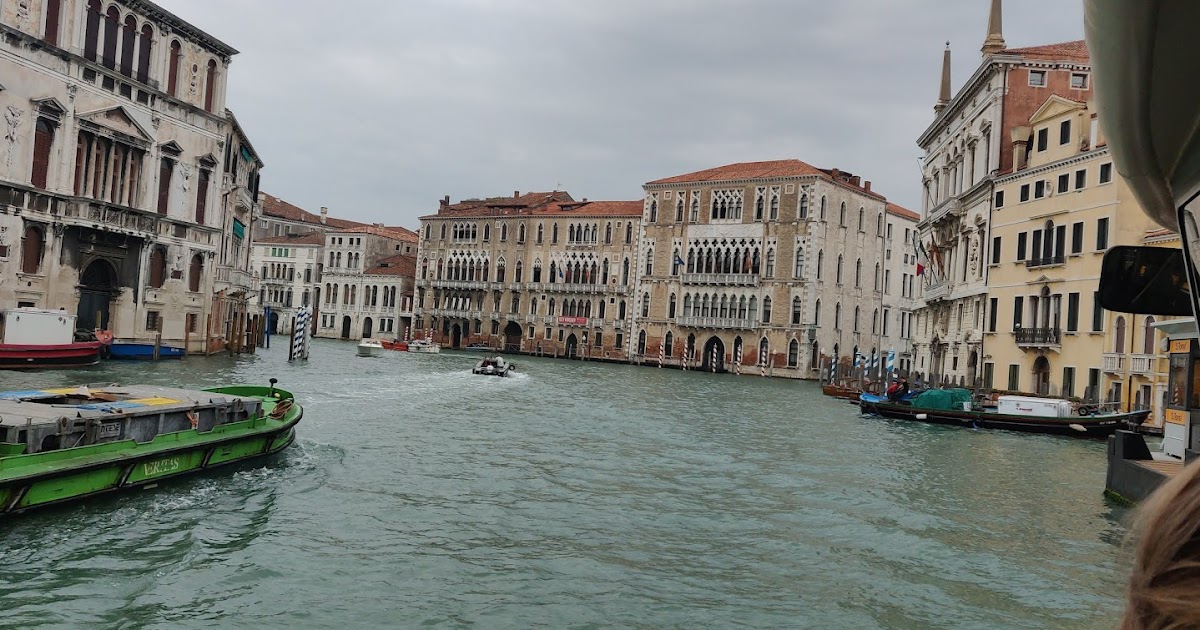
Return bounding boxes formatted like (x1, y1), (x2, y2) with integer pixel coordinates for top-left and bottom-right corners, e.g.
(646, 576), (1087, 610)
(232, 218), (245, 239)
(1152, 317), (1198, 341)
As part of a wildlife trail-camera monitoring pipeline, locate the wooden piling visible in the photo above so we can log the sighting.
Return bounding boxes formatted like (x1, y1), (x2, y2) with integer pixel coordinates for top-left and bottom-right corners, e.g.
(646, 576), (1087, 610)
(153, 317), (162, 361)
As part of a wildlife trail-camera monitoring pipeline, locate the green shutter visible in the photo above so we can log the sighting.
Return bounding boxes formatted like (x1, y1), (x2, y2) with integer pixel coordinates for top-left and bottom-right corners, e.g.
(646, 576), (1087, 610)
(233, 218), (245, 239)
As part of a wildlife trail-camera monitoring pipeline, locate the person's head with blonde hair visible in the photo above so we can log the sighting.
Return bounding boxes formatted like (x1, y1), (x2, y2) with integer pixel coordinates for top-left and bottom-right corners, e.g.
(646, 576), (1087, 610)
(1124, 461), (1200, 629)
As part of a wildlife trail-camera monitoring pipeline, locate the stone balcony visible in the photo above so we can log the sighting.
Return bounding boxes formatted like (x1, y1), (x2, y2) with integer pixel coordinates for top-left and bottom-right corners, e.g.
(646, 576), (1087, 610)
(432, 280), (489, 290)
(676, 316), (758, 330)
(924, 281), (949, 301)
(215, 264), (256, 294)
(1103, 353), (1156, 375)
(925, 197), (962, 226)
(681, 273), (760, 287)
(1015, 327), (1061, 349)
(543, 282), (606, 294)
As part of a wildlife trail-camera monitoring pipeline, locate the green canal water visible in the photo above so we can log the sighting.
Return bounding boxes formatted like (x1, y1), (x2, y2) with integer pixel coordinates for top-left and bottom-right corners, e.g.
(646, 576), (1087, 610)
(0, 338), (1130, 628)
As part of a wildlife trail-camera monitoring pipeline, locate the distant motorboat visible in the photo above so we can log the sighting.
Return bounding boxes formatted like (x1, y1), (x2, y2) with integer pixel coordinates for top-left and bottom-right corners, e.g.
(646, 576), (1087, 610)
(407, 339), (441, 354)
(357, 339), (384, 357)
(464, 343), (493, 352)
(107, 341), (185, 360)
(472, 356), (515, 376)
(380, 339), (408, 352)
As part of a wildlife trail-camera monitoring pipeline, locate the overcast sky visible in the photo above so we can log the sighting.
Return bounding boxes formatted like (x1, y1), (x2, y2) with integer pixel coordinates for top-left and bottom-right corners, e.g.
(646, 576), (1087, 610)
(158, 0), (1085, 227)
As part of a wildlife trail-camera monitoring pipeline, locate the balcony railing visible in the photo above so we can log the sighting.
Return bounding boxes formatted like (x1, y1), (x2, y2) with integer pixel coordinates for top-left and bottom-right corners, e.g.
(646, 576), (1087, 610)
(1103, 353), (1125, 373)
(432, 280), (488, 290)
(1015, 327), (1061, 347)
(1105, 353), (1156, 375)
(925, 197), (962, 225)
(676, 316), (758, 330)
(924, 281), (949, 301)
(1025, 254), (1066, 268)
(1130, 354), (1155, 375)
(543, 282), (606, 294)
(681, 273), (760, 287)
(215, 265), (255, 292)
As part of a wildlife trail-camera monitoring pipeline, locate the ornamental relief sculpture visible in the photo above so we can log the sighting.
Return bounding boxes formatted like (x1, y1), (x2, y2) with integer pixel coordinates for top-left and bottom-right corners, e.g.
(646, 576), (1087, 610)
(4, 105), (22, 169)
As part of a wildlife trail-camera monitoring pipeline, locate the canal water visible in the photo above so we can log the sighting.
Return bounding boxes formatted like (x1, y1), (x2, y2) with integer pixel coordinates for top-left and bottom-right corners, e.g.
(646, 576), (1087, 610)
(0, 339), (1129, 628)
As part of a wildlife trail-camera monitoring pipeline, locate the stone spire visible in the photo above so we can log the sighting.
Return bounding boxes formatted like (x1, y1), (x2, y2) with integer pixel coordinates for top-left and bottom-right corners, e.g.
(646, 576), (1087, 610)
(981, 0), (1005, 56)
(935, 42), (952, 115)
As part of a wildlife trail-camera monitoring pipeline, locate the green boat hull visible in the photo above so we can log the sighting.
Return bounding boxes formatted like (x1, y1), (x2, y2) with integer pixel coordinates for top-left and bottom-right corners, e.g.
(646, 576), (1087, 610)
(0, 386), (302, 515)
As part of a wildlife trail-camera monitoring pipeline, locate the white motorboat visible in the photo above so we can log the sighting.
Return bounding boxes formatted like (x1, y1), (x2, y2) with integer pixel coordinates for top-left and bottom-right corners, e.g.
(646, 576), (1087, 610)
(407, 339), (441, 354)
(472, 356), (515, 376)
(357, 339), (384, 357)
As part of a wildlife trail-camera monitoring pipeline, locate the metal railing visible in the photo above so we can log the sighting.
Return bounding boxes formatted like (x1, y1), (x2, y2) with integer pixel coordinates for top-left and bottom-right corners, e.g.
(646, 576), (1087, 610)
(1025, 254), (1066, 268)
(1015, 327), (1061, 346)
(675, 316), (758, 330)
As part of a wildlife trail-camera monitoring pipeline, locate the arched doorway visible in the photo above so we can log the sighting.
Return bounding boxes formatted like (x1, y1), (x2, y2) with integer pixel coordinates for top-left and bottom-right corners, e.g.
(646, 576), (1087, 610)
(340, 316), (351, 339)
(269, 311), (280, 334)
(363, 317), (374, 338)
(76, 259), (117, 331)
(967, 351), (978, 386)
(1033, 355), (1051, 395)
(565, 333), (579, 359)
(503, 321), (522, 353)
(451, 323), (462, 348)
(702, 336), (726, 372)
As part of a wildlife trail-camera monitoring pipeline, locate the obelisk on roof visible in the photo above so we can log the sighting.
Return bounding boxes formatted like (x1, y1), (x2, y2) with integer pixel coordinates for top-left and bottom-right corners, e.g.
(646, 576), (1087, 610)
(981, 0), (1005, 56)
(934, 42), (952, 114)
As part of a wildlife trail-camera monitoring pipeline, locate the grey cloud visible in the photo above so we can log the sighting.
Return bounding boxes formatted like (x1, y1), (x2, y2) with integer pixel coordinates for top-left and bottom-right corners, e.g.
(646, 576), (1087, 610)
(162, 0), (1084, 225)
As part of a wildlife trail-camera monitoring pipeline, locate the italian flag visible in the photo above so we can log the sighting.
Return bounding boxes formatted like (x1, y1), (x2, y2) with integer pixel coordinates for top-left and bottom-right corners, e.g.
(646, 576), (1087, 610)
(916, 240), (929, 276)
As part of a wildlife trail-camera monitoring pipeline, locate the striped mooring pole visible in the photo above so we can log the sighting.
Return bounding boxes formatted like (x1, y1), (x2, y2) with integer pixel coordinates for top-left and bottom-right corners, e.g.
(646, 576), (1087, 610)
(734, 345), (742, 375)
(658, 338), (665, 368)
(711, 346), (717, 373)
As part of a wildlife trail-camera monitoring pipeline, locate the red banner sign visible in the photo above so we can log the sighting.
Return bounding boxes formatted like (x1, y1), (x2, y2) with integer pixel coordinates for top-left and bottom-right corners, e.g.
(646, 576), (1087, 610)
(557, 316), (588, 326)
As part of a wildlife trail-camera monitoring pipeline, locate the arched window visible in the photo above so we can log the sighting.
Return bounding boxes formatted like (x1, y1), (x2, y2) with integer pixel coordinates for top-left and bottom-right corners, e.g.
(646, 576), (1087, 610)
(495, 259), (505, 282)
(765, 248), (775, 278)
(857, 207), (864, 231)
(638, 330), (647, 355)
(31, 118), (55, 189)
(814, 299), (821, 326)
(645, 249), (654, 276)
(1114, 316), (1127, 353)
(440, 223), (447, 240)
(839, 202), (846, 226)
(605, 223), (613, 244)
(649, 198), (658, 223)
(672, 248), (681, 276)
(788, 339), (799, 367)
(204, 59), (218, 112)
(853, 306), (860, 332)
(552, 223), (559, 244)
(625, 222), (633, 244)
(483, 224), (490, 241)
(873, 308), (879, 334)
(641, 292), (651, 318)
(1144, 316), (1157, 355)
(537, 224), (544, 244)
(855, 259), (862, 288)
(515, 261), (523, 282)
(669, 293), (677, 319)
(622, 258), (630, 285)
(149, 247), (166, 288)
(799, 194), (809, 219)
(120, 15), (137, 77)
(518, 223), (526, 243)
(137, 24), (153, 82)
(877, 212), (884, 236)
(762, 296), (772, 324)
(167, 40), (182, 96)
(819, 196), (827, 221)
(21, 225), (45, 274)
(791, 296), (802, 325)
(875, 263), (881, 290)
(84, 0), (102, 61)
(421, 258), (428, 279)
(188, 253), (203, 292)
(834, 302), (841, 329)
(836, 255), (843, 284)
(816, 250), (824, 280)
(102, 6), (119, 69)
(500, 224), (508, 242)
(769, 191), (779, 220)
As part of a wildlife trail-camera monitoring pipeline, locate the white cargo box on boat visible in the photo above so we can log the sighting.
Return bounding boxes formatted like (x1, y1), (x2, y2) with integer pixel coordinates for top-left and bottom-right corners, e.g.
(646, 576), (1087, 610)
(996, 395), (1073, 418)
(1, 308), (77, 345)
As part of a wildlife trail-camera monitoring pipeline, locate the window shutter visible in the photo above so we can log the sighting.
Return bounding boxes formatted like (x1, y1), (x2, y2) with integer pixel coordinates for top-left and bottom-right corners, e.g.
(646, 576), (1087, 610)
(157, 159), (172, 215)
(31, 120), (54, 189)
(195, 169), (209, 224)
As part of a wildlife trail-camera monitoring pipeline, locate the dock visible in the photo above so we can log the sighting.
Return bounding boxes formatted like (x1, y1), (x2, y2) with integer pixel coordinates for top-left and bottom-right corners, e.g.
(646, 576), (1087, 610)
(1105, 431), (1189, 504)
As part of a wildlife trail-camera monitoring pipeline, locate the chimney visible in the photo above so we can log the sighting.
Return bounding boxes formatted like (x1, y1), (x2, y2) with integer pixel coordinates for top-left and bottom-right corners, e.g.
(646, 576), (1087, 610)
(582, 198), (588, 202)
(514, 190), (520, 198)
(864, 181), (872, 192)
(850, 175), (861, 187)
(440, 195), (449, 208)
(831, 168), (840, 181)
(1011, 126), (1031, 170)
(319, 206), (328, 225)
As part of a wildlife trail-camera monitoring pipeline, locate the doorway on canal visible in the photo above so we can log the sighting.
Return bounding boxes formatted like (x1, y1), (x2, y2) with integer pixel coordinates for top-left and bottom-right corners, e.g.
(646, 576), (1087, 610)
(269, 311), (280, 335)
(702, 336), (725, 372)
(451, 323), (462, 348)
(565, 333), (579, 359)
(76, 259), (116, 332)
(503, 321), (522, 353)
(340, 316), (351, 339)
(363, 317), (374, 338)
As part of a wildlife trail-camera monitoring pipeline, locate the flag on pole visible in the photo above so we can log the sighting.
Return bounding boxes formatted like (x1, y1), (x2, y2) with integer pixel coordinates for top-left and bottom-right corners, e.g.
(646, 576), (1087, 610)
(915, 239), (928, 277)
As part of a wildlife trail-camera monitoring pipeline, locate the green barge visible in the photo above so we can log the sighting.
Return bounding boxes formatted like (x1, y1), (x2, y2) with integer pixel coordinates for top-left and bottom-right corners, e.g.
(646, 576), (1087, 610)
(0, 382), (302, 515)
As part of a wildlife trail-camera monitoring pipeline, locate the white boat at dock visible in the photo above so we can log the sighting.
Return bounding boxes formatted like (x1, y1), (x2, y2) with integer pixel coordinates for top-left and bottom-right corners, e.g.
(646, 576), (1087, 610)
(407, 339), (441, 354)
(357, 339), (384, 357)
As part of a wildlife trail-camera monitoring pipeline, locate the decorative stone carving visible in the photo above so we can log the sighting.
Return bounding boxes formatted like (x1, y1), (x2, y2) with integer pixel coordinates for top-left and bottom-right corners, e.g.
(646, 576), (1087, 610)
(4, 106), (22, 169)
(180, 164), (192, 193)
(67, 85), (77, 102)
(969, 237), (980, 273)
(15, 1), (30, 28)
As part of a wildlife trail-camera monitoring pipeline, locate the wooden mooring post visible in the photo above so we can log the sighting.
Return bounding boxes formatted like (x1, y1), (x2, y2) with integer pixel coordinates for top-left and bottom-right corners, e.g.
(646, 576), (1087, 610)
(152, 317), (163, 361)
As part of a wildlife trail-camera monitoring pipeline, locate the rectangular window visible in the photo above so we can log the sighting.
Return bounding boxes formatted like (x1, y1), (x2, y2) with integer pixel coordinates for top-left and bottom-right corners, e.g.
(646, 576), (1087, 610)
(991, 236), (1001, 265)
(1075, 169), (1087, 189)
(1008, 364), (1021, 391)
(1062, 367), (1076, 398)
(1034, 180), (1046, 198)
(1100, 162), (1113, 184)
(1016, 232), (1027, 261)
(187, 313), (198, 333)
(1070, 73), (1089, 89)
(1029, 70), (1046, 87)
(988, 297), (998, 332)
(1031, 230), (1043, 262)
(1057, 173), (1070, 194)
(983, 363), (995, 389)
(1071, 222), (1084, 254)
(1060, 120), (1071, 145)
(1036, 128), (1049, 152)
(1096, 217), (1110, 250)
(1020, 184), (1030, 202)
(195, 168), (210, 225)
(146, 310), (160, 331)
(1055, 225), (1066, 259)
(1013, 296), (1023, 330)
(1089, 368), (1101, 400)
(1092, 291), (1104, 332)
(994, 190), (1004, 208)
(1067, 292), (1080, 332)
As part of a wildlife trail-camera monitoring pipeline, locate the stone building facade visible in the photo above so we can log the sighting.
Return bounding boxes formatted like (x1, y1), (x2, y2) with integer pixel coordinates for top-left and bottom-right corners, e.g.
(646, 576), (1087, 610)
(911, 1), (1093, 386)
(254, 231), (321, 335)
(0, 0), (258, 352)
(415, 192), (643, 357)
(315, 225), (418, 340)
(636, 160), (917, 378)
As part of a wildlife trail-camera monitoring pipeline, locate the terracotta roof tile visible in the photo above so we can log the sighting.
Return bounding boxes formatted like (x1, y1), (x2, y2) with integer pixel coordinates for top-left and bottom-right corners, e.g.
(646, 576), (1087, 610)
(255, 233), (325, 246)
(1004, 40), (1089, 63)
(260, 193), (365, 230)
(364, 254), (417, 277)
(886, 203), (920, 222)
(420, 191), (577, 219)
(329, 225), (418, 243)
(532, 200), (644, 217)
(646, 159), (887, 201)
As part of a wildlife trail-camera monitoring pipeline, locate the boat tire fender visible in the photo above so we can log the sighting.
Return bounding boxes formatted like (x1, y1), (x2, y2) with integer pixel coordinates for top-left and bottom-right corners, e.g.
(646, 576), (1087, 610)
(1077, 405), (1094, 417)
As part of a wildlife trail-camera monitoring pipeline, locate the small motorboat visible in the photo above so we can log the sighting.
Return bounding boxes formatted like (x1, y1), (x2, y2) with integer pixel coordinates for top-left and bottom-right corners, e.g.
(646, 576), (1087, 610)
(0, 308), (104, 369)
(380, 339), (408, 352)
(464, 343), (493, 352)
(107, 341), (186, 360)
(407, 339), (441, 354)
(859, 389), (1147, 439)
(821, 383), (863, 401)
(357, 339), (384, 357)
(472, 356), (515, 376)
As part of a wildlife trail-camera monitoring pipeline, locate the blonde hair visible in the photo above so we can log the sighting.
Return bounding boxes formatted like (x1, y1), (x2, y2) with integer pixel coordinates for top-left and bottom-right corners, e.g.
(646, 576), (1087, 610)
(1124, 460), (1200, 629)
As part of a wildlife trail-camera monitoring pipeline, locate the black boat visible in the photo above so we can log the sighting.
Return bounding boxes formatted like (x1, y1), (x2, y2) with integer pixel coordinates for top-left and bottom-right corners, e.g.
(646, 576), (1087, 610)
(859, 391), (1147, 439)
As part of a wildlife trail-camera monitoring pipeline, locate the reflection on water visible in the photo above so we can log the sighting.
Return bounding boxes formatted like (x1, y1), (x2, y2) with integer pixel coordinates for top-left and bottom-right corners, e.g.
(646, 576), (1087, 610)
(0, 338), (1130, 628)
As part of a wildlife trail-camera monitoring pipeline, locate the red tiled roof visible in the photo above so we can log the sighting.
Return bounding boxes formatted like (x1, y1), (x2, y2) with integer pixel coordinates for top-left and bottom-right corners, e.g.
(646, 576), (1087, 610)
(532, 200), (644, 217)
(364, 254), (417, 277)
(260, 193), (364, 230)
(647, 159), (826, 185)
(1005, 40), (1089, 63)
(421, 191), (577, 219)
(886, 203), (919, 221)
(332, 225), (419, 243)
(255, 233), (325, 246)
(646, 160), (887, 201)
